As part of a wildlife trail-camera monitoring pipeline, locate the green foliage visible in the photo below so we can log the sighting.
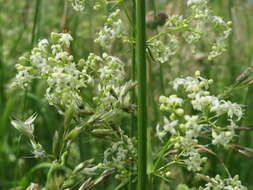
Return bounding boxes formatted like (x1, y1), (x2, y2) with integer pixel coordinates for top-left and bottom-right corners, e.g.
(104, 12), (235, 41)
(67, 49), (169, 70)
(1, 0), (253, 189)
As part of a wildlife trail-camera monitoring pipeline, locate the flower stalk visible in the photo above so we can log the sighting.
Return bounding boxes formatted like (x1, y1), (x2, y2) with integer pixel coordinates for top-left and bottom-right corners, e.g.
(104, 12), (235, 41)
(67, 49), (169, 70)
(136, 0), (148, 189)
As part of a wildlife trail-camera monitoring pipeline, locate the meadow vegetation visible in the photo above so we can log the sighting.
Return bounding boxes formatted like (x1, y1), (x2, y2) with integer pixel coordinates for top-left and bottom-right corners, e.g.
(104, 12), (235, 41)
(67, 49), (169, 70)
(1, 0), (253, 189)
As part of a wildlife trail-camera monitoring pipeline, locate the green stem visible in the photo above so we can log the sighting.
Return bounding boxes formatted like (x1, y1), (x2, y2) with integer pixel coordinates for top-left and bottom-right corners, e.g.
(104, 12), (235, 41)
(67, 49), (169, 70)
(129, 1), (136, 190)
(0, 22), (5, 110)
(147, 25), (188, 43)
(136, 0), (148, 189)
(23, 0), (41, 118)
(120, 1), (133, 26)
(31, 0), (41, 48)
(130, 0), (136, 138)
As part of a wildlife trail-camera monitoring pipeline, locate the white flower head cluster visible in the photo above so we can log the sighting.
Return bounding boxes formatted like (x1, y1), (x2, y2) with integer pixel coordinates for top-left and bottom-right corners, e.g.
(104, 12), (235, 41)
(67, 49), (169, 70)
(104, 133), (136, 180)
(94, 9), (124, 50)
(186, 0), (232, 60)
(12, 32), (85, 113)
(149, 34), (179, 64)
(69, 0), (86, 12)
(11, 32), (130, 115)
(148, 0), (231, 63)
(157, 71), (243, 172)
(184, 151), (207, 172)
(199, 175), (247, 190)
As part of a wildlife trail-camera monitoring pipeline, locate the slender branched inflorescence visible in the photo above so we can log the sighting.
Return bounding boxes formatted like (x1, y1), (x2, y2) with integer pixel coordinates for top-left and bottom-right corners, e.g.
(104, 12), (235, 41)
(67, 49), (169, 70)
(9, 0), (249, 189)
(156, 71), (243, 172)
(148, 0), (232, 64)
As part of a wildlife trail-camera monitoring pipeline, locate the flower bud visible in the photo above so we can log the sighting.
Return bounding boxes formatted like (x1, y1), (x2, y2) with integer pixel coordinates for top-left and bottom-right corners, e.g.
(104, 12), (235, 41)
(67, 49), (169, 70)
(176, 108), (184, 116)
(195, 70), (201, 77)
(170, 113), (176, 120)
(51, 32), (60, 42)
(208, 79), (213, 85)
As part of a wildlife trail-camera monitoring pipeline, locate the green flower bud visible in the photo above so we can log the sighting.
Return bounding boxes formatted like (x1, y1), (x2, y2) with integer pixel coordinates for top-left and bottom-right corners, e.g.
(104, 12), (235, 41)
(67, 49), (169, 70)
(170, 113), (176, 120)
(51, 32), (60, 42)
(199, 81), (206, 88)
(176, 108), (184, 116)
(18, 56), (29, 64)
(208, 79), (214, 85)
(66, 127), (82, 141)
(91, 129), (115, 136)
(195, 70), (201, 77)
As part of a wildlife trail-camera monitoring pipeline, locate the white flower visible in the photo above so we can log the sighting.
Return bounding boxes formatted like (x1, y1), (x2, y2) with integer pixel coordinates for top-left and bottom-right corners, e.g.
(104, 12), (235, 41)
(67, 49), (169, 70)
(184, 115), (201, 138)
(191, 95), (218, 111)
(212, 129), (234, 146)
(172, 78), (186, 91)
(30, 51), (47, 67)
(71, 0), (85, 11)
(184, 115), (199, 127)
(227, 102), (243, 120)
(59, 33), (73, 47)
(184, 151), (207, 172)
(38, 39), (49, 51)
(167, 95), (184, 106)
(179, 136), (198, 152)
(159, 95), (184, 112)
(211, 100), (243, 120)
(51, 44), (62, 55)
(201, 175), (247, 190)
(55, 52), (69, 60)
(163, 118), (178, 135)
(11, 66), (34, 88)
(212, 16), (225, 25)
(94, 9), (123, 49)
(156, 123), (167, 141)
(149, 35), (179, 64)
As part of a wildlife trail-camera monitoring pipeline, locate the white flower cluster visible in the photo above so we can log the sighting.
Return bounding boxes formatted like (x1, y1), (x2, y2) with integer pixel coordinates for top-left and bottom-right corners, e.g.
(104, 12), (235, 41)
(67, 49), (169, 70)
(69, 0), (86, 12)
(11, 32), (85, 112)
(148, 0), (231, 64)
(172, 73), (243, 121)
(184, 151), (207, 172)
(104, 133), (136, 180)
(186, 0), (232, 60)
(94, 9), (124, 50)
(11, 32), (130, 115)
(149, 34), (179, 64)
(157, 71), (243, 172)
(199, 175), (247, 190)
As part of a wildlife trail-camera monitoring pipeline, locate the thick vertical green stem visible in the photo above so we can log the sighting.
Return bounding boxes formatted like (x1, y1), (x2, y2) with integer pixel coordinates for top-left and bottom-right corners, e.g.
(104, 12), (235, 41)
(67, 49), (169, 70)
(136, 0), (148, 189)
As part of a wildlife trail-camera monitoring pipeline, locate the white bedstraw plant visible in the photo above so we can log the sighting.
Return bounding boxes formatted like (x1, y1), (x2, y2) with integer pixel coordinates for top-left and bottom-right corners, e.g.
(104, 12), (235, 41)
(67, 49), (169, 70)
(156, 70), (246, 188)
(10, 0), (248, 189)
(148, 0), (232, 64)
(10, 31), (137, 189)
